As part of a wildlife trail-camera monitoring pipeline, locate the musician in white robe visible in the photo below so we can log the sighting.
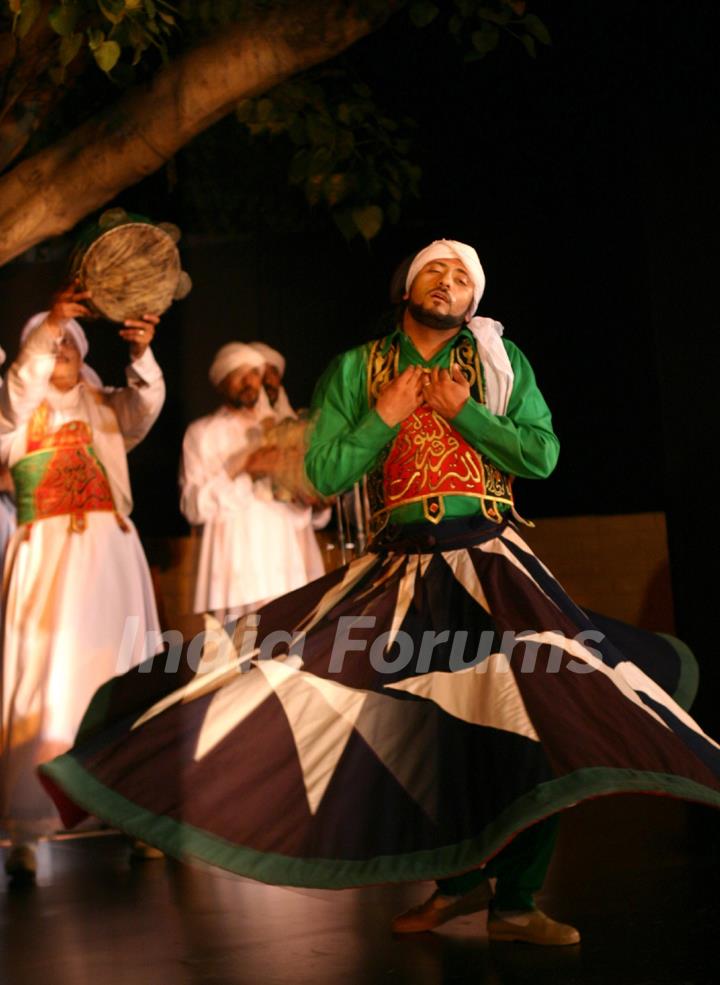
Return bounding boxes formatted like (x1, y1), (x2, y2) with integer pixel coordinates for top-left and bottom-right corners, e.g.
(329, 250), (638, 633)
(249, 340), (330, 577)
(180, 343), (324, 625)
(0, 288), (165, 879)
(0, 346), (16, 581)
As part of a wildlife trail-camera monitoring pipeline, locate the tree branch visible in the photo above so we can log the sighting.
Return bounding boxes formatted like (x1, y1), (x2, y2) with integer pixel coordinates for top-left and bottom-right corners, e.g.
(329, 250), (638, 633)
(0, 0), (396, 266)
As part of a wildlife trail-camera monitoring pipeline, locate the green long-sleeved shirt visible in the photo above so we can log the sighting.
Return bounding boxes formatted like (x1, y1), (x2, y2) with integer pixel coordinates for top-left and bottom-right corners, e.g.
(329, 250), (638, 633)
(305, 326), (559, 525)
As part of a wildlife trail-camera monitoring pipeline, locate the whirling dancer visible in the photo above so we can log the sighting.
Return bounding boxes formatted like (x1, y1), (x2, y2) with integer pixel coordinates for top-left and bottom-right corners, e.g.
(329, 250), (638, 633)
(40, 243), (718, 946)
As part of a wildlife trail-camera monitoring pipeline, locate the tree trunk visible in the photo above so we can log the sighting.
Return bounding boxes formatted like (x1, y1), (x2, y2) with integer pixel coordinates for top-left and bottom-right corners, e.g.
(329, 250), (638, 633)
(0, 1), (394, 267)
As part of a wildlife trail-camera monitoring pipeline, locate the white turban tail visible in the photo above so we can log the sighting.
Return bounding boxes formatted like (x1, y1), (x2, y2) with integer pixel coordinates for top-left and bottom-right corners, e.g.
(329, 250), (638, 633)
(209, 342), (266, 387)
(249, 341), (286, 378)
(405, 239), (486, 317)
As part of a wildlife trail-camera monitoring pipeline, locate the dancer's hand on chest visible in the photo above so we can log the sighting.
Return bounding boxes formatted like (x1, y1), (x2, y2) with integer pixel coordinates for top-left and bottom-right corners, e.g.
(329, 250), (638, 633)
(422, 365), (470, 420)
(375, 365), (425, 427)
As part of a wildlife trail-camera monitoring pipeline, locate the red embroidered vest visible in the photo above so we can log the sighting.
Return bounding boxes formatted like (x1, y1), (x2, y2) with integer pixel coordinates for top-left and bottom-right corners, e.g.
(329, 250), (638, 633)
(365, 334), (515, 531)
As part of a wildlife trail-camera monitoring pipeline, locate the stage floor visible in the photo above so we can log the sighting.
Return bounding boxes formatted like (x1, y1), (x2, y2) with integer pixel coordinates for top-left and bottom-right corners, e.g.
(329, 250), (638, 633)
(1, 797), (717, 985)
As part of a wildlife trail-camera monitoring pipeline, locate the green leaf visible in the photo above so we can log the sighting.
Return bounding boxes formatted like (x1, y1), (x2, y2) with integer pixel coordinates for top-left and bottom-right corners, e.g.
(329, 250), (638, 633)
(235, 99), (254, 123)
(324, 173), (349, 206)
(93, 39), (121, 71)
(309, 144), (333, 171)
(520, 33), (536, 58)
(304, 173), (324, 205)
(352, 204), (383, 240)
(48, 63), (65, 84)
(337, 102), (353, 126)
(409, 0), (439, 28)
(99, 0), (126, 25)
(49, 3), (81, 36)
(144, 0), (156, 15)
(471, 24), (499, 55)
(332, 208), (358, 242)
(523, 13), (551, 45)
(58, 31), (83, 66)
(256, 98), (274, 122)
(306, 114), (334, 146)
(16, 0), (41, 38)
(87, 28), (105, 49)
(256, 99), (274, 123)
(288, 149), (310, 183)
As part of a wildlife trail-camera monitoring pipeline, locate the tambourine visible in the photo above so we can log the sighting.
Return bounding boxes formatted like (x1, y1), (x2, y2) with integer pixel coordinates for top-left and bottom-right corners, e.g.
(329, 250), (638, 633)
(70, 209), (192, 323)
(261, 416), (330, 508)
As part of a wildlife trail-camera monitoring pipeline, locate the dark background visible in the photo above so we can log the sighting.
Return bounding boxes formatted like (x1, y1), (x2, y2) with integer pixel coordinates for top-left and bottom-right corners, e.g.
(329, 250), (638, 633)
(1, 2), (718, 729)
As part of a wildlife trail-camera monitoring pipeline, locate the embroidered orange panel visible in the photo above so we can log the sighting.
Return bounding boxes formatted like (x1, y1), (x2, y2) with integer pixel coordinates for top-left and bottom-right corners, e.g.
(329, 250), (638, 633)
(18, 403), (115, 525)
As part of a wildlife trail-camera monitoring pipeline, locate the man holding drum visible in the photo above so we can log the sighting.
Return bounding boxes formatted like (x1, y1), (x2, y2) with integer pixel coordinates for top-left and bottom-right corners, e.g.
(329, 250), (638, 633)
(0, 286), (165, 881)
(180, 342), (325, 625)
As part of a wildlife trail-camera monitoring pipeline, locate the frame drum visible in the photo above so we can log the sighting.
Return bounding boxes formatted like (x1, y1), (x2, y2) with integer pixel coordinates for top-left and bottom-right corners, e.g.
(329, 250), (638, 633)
(73, 221), (189, 322)
(264, 416), (329, 508)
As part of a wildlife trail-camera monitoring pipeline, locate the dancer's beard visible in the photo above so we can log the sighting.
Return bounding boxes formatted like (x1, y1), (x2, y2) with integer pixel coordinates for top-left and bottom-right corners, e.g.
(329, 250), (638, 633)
(407, 300), (472, 331)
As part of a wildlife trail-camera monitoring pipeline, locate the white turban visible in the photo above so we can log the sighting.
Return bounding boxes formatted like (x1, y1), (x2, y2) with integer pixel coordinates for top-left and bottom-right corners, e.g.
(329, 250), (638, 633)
(209, 342), (265, 387)
(405, 239), (486, 316)
(21, 311), (89, 359)
(18, 311), (102, 386)
(249, 341), (286, 378)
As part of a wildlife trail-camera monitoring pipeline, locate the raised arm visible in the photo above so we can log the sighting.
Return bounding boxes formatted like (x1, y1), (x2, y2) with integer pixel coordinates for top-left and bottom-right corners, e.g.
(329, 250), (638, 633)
(0, 319), (56, 433)
(104, 314), (165, 451)
(0, 289), (91, 432)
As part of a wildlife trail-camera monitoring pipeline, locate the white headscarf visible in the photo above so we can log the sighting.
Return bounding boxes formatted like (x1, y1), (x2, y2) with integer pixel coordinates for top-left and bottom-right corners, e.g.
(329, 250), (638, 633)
(406, 239), (486, 317)
(404, 240), (513, 415)
(21, 311), (89, 359)
(19, 311), (103, 387)
(208, 342), (265, 388)
(249, 341), (286, 378)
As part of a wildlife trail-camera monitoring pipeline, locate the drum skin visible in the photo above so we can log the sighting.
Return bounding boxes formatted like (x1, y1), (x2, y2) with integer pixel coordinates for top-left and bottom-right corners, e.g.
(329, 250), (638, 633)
(263, 417), (329, 508)
(75, 222), (182, 322)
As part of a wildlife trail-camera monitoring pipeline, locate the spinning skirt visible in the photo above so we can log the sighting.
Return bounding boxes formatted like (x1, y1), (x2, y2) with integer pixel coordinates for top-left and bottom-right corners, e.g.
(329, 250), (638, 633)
(40, 518), (719, 887)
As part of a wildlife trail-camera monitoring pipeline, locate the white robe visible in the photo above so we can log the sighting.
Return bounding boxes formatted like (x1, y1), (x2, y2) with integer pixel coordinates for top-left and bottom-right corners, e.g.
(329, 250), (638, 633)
(180, 401), (325, 621)
(0, 321), (165, 840)
(0, 494), (14, 560)
(0, 367), (16, 581)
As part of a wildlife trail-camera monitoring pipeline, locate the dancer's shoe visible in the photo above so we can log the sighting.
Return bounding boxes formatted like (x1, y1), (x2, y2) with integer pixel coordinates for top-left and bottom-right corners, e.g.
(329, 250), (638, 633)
(391, 881), (493, 933)
(487, 908), (580, 946)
